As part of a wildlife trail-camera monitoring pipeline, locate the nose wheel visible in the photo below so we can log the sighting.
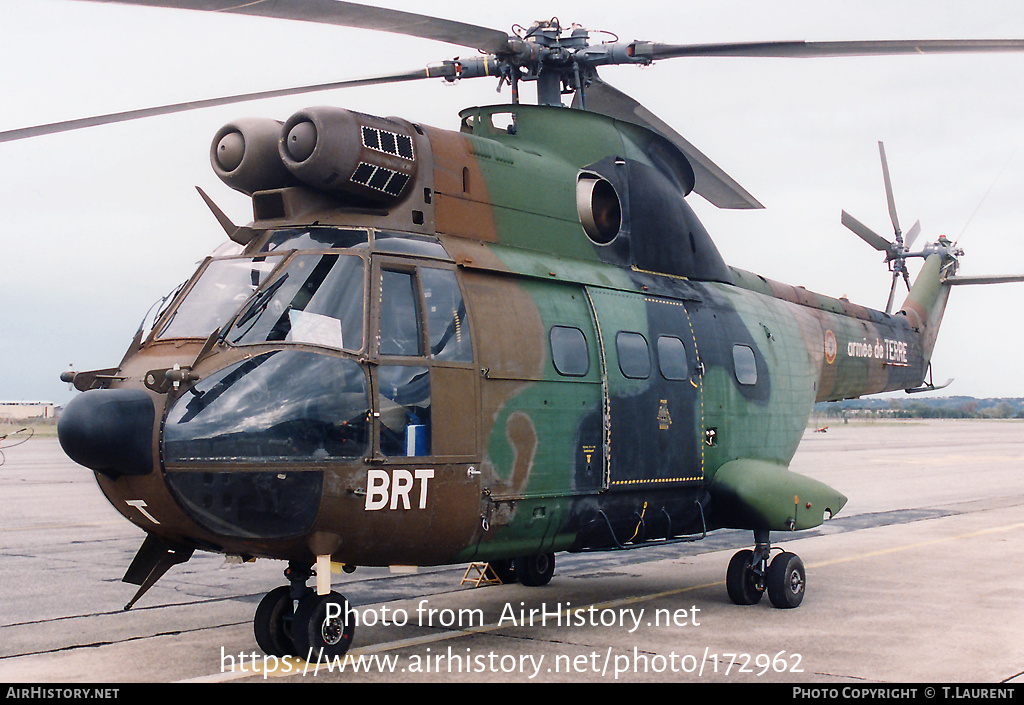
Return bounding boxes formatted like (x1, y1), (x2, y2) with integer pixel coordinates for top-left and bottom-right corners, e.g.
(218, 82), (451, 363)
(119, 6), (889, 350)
(253, 585), (296, 657)
(291, 591), (356, 661)
(254, 561), (356, 661)
(725, 531), (806, 609)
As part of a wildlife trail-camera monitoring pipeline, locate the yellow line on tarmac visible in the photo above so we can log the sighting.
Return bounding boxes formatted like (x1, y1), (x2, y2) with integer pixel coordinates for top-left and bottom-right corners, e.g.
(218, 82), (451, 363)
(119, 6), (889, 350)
(806, 520), (1024, 570)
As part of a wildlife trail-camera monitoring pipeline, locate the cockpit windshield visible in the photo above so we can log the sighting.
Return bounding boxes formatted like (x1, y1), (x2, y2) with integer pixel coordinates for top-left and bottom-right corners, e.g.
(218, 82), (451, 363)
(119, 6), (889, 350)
(157, 256), (283, 340)
(154, 248), (366, 354)
(225, 253), (365, 352)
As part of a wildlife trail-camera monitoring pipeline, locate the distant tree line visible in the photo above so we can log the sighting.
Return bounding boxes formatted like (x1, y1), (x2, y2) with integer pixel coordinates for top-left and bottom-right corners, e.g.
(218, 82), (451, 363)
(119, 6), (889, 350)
(814, 397), (1024, 419)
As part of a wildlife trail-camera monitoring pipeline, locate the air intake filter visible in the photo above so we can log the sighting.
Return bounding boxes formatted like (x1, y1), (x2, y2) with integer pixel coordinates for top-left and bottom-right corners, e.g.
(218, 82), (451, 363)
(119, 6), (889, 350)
(280, 107), (417, 205)
(210, 118), (298, 195)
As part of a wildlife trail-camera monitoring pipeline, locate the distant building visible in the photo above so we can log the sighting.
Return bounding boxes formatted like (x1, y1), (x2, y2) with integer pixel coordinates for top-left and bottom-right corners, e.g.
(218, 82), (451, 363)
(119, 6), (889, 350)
(0, 401), (57, 420)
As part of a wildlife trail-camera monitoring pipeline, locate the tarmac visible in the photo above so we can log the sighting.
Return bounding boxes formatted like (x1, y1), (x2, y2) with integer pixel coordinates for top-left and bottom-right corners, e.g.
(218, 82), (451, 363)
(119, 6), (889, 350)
(0, 418), (1022, 685)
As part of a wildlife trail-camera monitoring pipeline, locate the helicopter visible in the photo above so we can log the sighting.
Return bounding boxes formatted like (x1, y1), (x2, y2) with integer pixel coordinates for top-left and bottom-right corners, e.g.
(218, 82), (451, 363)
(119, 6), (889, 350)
(6, 0), (1024, 662)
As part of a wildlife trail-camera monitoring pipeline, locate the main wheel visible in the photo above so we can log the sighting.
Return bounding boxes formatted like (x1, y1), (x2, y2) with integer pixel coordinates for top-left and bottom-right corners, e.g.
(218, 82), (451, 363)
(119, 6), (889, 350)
(766, 551), (806, 609)
(515, 553), (555, 587)
(254, 586), (295, 657)
(726, 549), (765, 605)
(292, 591), (356, 662)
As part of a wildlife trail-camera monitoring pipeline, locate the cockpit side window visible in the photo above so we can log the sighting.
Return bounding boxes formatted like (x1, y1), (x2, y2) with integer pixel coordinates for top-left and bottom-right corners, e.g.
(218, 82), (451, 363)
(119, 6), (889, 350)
(420, 267), (473, 363)
(379, 269), (423, 357)
(377, 364), (431, 457)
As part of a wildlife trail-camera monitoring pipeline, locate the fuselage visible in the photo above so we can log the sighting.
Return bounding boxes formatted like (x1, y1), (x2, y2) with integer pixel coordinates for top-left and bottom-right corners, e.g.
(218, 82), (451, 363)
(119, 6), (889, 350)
(58, 103), (945, 570)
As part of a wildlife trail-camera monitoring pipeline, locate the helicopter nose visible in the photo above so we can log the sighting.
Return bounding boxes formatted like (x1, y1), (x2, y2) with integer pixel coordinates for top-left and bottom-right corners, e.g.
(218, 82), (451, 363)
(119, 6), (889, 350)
(58, 389), (155, 478)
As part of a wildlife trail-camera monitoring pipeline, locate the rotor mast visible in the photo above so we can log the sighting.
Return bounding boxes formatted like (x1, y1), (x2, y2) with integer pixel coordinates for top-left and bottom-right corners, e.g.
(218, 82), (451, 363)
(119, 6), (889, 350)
(441, 18), (652, 108)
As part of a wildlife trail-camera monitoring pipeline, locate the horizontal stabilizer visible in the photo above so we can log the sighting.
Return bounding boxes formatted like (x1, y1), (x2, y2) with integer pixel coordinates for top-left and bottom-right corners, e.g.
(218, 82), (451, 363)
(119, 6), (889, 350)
(943, 274), (1024, 285)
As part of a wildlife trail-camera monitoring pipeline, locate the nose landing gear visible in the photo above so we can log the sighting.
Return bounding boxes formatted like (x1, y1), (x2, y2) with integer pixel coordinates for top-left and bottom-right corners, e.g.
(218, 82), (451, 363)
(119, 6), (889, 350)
(253, 561), (356, 661)
(725, 530), (806, 609)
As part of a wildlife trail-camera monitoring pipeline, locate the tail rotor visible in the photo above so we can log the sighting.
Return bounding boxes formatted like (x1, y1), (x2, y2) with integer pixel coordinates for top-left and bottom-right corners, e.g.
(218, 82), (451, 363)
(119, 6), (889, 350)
(841, 141), (925, 314)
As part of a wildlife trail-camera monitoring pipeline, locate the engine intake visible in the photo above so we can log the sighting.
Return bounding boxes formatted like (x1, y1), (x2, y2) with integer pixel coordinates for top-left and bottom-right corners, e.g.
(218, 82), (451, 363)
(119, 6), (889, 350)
(210, 118), (298, 196)
(280, 107), (417, 205)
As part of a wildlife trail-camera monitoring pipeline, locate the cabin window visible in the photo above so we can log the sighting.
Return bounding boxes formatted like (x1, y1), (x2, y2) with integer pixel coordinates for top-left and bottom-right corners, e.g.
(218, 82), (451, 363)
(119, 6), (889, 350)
(226, 253), (365, 352)
(733, 344), (758, 385)
(420, 268), (473, 362)
(550, 326), (590, 377)
(377, 365), (431, 457)
(616, 331), (651, 379)
(379, 269), (422, 357)
(657, 335), (689, 381)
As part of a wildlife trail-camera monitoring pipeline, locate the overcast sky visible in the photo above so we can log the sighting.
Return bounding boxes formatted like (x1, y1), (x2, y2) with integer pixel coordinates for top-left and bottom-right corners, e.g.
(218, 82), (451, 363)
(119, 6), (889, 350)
(2, 0), (1024, 404)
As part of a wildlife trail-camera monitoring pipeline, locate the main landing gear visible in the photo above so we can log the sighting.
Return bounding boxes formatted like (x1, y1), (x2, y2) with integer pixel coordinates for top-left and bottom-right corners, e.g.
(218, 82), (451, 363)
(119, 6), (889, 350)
(489, 553), (556, 587)
(254, 561), (356, 661)
(726, 530), (806, 609)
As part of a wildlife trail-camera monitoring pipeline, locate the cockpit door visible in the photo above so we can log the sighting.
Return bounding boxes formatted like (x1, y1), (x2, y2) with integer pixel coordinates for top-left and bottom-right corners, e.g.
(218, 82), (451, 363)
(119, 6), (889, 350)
(368, 255), (479, 462)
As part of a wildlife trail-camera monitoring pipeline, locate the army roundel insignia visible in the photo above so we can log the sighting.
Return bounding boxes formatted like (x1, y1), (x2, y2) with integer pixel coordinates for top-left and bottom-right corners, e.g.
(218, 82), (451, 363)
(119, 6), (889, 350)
(824, 330), (837, 364)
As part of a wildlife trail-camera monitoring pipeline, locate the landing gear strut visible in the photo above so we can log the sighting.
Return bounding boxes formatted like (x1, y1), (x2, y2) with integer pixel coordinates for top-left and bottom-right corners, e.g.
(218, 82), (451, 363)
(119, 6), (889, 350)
(726, 530), (806, 609)
(254, 561), (355, 660)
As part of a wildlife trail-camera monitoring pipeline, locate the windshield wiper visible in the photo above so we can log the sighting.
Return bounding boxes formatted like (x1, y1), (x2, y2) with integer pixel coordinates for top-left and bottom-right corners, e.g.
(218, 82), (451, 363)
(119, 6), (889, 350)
(225, 274), (290, 338)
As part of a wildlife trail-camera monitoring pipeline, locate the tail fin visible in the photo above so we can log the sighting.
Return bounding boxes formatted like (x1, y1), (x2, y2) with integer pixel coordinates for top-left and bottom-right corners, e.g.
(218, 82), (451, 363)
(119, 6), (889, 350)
(898, 242), (958, 366)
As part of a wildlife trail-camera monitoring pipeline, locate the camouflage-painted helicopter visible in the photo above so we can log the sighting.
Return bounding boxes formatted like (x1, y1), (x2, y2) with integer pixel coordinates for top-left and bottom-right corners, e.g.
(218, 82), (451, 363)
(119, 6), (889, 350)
(7, 0), (1024, 660)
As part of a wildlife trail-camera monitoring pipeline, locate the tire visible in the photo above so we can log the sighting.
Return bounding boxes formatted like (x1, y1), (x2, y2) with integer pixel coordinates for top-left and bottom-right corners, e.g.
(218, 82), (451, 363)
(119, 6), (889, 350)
(292, 591), (356, 662)
(254, 586), (295, 657)
(766, 552), (806, 609)
(726, 549), (764, 605)
(515, 553), (555, 587)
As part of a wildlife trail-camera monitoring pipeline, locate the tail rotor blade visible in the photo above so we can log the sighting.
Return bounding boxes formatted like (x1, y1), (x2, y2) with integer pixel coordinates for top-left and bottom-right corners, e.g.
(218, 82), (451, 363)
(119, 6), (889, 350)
(842, 210), (894, 254)
(878, 141), (902, 240)
(885, 272), (900, 314)
(904, 220), (922, 251)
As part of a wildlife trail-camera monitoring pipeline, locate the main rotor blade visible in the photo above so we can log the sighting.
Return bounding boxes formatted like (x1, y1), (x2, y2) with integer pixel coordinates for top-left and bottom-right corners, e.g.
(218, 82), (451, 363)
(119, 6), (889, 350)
(578, 78), (763, 210)
(643, 38), (1024, 60)
(0, 67), (445, 143)
(79, 0), (515, 55)
(841, 210), (894, 253)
